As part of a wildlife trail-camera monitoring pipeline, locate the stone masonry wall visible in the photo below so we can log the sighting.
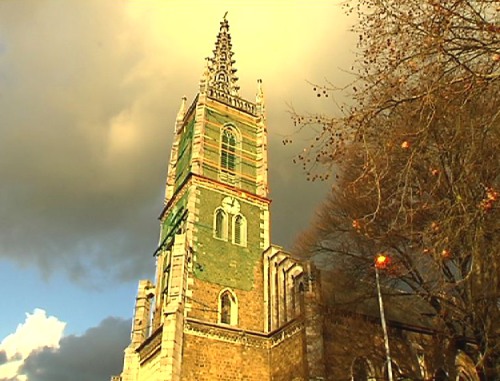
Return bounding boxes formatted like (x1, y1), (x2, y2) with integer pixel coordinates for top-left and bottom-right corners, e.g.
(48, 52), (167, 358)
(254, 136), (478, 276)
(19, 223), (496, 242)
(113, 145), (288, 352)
(187, 262), (265, 331)
(269, 329), (307, 381)
(180, 332), (269, 381)
(137, 351), (160, 381)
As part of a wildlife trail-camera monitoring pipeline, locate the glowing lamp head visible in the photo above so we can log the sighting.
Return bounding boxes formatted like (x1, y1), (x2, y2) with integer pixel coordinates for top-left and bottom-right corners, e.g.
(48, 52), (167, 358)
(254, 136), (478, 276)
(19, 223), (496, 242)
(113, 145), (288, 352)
(375, 254), (391, 269)
(401, 140), (411, 149)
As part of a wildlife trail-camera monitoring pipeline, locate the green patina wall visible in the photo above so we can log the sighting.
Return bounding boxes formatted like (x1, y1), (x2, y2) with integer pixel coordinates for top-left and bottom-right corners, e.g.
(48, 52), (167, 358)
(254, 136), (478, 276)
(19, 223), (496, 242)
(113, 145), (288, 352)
(160, 190), (189, 246)
(161, 102), (264, 291)
(175, 115), (195, 192)
(158, 189), (190, 292)
(202, 107), (260, 194)
(193, 187), (263, 291)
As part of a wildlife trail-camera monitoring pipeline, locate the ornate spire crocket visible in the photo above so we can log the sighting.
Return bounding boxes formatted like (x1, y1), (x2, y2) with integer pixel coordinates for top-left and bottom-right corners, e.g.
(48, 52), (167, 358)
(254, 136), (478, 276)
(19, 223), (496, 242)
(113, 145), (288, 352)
(204, 14), (240, 96)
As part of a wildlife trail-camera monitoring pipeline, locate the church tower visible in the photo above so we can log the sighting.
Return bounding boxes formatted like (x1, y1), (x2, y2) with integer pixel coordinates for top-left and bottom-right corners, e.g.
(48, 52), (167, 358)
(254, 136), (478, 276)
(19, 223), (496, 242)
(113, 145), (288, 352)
(155, 16), (270, 337)
(117, 16), (285, 381)
(113, 15), (340, 381)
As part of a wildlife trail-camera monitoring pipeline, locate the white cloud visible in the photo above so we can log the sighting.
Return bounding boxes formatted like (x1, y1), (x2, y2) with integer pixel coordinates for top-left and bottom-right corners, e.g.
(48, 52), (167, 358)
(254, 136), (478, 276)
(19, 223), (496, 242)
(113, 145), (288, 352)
(0, 309), (65, 381)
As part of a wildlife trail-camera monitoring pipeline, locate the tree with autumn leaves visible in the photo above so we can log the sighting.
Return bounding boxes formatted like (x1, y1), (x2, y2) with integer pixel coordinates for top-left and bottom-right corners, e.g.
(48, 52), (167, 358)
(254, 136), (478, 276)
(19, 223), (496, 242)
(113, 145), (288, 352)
(292, 0), (499, 379)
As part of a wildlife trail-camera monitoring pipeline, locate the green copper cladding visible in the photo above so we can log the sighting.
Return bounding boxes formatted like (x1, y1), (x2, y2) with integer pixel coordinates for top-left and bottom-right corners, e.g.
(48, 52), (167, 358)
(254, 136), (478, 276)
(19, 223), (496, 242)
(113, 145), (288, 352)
(160, 190), (189, 249)
(174, 115), (195, 192)
(192, 187), (263, 290)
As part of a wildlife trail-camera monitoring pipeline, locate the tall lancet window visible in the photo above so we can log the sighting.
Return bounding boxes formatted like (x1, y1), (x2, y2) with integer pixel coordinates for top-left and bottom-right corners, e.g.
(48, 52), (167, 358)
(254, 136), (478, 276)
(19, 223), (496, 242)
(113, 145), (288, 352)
(214, 208), (228, 240)
(221, 127), (237, 173)
(220, 293), (231, 324)
(218, 289), (238, 326)
(232, 214), (247, 246)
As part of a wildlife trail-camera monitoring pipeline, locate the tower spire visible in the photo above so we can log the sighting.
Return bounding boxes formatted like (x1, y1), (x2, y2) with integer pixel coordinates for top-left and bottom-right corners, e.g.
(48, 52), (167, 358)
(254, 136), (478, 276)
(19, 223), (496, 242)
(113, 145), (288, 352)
(204, 13), (240, 96)
(256, 79), (265, 118)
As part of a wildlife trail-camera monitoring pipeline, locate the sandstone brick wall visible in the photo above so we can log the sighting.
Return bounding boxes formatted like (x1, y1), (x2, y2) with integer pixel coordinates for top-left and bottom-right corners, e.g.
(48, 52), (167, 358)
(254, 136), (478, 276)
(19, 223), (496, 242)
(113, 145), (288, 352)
(269, 330), (307, 381)
(187, 262), (265, 332)
(137, 351), (161, 381)
(180, 332), (269, 381)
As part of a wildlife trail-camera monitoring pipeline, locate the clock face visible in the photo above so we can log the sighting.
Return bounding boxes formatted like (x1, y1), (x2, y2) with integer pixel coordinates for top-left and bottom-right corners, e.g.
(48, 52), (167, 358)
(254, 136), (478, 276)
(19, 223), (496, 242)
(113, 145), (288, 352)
(222, 196), (240, 214)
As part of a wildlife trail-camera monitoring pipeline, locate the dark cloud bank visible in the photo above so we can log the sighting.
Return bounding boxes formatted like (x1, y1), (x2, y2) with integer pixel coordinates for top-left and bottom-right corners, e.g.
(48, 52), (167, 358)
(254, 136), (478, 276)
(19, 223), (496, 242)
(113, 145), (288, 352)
(20, 317), (130, 381)
(0, 1), (352, 286)
(0, 1), (184, 284)
(0, 351), (7, 366)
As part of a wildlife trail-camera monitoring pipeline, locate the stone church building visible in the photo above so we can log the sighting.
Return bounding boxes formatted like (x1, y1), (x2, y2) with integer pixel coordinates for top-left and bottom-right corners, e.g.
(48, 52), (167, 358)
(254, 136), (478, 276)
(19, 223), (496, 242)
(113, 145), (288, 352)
(113, 17), (481, 381)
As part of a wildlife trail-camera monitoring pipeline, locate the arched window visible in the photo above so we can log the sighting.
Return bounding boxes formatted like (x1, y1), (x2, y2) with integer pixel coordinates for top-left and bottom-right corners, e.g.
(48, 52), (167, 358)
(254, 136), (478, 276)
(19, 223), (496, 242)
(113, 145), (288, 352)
(232, 214), (247, 246)
(351, 357), (375, 381)
(214, 208), (228, 240)
(221, 127), (237, 173)
(291, 273), (304, 318)
(218, 289), (238, 326)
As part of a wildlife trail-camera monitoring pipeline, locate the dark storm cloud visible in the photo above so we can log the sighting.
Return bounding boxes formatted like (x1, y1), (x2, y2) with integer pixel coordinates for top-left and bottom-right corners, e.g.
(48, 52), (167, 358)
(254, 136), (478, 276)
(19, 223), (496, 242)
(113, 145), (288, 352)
(0, 351), (7, 365)
(0, 1), (356, 285)
(0, 0), (181, 284)
(10, 354), (22, 362)
(21, 317), (130, 381)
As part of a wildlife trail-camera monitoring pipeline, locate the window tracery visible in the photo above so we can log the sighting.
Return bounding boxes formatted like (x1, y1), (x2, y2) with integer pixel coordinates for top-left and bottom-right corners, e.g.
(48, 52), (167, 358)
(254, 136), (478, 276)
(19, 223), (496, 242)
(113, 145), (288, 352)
(221, 126), (238, 174)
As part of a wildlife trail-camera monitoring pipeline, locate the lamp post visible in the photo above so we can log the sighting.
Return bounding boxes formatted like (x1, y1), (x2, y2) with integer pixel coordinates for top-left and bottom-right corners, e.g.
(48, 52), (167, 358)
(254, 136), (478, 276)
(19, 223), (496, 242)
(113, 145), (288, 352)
(375, 254), (393, 381)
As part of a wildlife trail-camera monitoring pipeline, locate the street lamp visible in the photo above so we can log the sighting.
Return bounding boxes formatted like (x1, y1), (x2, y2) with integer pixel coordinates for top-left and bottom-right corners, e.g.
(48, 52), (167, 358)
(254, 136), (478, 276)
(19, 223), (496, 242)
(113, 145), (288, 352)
(375, 253), (393, 381)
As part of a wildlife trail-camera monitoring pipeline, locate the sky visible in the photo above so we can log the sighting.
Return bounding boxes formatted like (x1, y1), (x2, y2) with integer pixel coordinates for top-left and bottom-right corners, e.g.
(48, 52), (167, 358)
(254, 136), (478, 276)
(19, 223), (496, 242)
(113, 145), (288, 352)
(0, 1), (357, 380)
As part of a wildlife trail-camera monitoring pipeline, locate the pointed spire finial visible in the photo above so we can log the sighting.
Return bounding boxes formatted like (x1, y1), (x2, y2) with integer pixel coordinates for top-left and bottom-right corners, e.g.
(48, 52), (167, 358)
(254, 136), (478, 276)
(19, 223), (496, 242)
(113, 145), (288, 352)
(201, 14), (239, 96)
(256, 79), (264, 100)
(176, 96), (187, 122)
(256, 79), (265, 118)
